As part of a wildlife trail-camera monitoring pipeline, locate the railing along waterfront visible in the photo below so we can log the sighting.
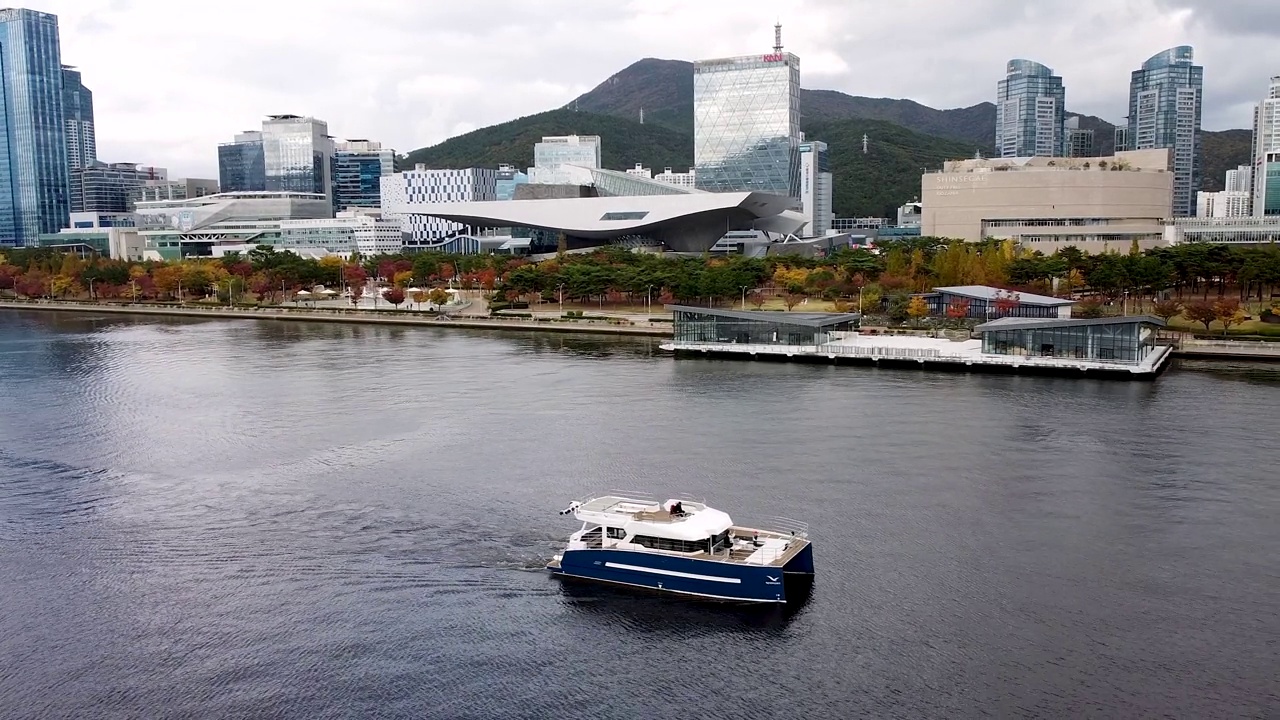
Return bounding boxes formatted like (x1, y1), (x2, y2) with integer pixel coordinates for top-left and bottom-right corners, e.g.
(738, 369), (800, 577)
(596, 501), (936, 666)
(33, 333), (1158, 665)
(669, 340), (1167, 369)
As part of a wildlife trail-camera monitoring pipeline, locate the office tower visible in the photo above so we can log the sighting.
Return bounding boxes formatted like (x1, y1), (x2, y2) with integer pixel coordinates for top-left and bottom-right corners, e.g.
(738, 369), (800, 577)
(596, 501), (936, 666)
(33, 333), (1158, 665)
(694, 24), (801, 198)
(380, 165), (497, 244)
(69, 162), (166, 214)
(218, 131), (266, 192)
(136, 178), (219, 203)
(1253, 76), (1280, 216)
(1064, 116), (1094, 158)
(62, 66), (95, 171)
(995, 59), (1066, 157)
(262, 115), (333, 204)
(1124, 46), (1203, 217)
(0, 8), (69, 246)
(528, 135), (602, 185)
(495, 164), (528, 201)
(799, 140), (833, 235)
(333, 139), (394, 211)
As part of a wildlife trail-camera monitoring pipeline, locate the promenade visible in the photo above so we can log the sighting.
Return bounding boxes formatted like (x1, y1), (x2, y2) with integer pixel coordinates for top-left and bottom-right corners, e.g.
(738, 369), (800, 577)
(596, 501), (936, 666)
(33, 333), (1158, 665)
(0, 300), (674, 337)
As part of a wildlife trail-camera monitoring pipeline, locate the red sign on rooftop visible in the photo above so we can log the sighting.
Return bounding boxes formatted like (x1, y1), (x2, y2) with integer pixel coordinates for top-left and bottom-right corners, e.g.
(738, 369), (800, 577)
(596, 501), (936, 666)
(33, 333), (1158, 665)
(762, 53), (785, 62)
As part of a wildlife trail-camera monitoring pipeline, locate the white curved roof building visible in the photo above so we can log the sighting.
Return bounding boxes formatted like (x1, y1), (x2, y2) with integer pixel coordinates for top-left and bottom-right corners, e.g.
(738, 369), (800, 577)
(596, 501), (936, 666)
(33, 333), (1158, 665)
(406, 191), (806, 253)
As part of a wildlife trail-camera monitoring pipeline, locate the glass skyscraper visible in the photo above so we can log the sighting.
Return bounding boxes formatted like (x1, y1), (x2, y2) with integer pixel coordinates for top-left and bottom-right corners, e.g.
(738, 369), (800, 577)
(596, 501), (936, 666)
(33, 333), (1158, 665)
(333, 140), (393, 211)
(61, 65), (95, 171)
(1125, 46), (1203, 217)
(693, 48), (800, 199)
(0, 8), (70, 246)
(218, 131), (266, 192)
(995, 60), (1065, 157)
(1252, 76), (1280, 216)
(262, 115), (333, 204)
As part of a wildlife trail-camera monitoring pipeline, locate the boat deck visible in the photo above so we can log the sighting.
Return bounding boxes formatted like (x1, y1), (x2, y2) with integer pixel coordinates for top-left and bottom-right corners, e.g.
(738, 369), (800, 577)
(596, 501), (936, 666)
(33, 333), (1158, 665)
(567, 526), (806, 567)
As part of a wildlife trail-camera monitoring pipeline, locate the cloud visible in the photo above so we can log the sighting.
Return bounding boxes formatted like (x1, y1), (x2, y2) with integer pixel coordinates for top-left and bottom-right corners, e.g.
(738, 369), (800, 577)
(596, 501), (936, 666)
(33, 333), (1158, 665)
(40, 0), (1280, 178)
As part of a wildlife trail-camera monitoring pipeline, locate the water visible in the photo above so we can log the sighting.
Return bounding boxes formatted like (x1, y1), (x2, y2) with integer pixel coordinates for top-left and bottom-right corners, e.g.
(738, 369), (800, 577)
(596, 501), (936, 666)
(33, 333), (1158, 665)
(1, 311), (1277, 719)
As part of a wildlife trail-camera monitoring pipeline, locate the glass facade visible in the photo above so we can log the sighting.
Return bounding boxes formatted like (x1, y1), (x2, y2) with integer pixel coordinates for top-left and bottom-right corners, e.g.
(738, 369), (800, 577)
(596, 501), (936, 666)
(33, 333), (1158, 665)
(673, 308), (857, 346)
(61, 66), (94, 171)
(693, 53), (800, 198)
(333, 148), (393, 211)
(218, 138), (266, 192)
(0, 9), (70, 247)
(495, 164), (528, 201)
(262, 116), (333, 204)
(981, 321), (1157, 365)
(996, 59), (1065, 157)
(1127, 46), (1203, 217)
(70, 162), (166, 214)
(1255, 79), (1280, 216)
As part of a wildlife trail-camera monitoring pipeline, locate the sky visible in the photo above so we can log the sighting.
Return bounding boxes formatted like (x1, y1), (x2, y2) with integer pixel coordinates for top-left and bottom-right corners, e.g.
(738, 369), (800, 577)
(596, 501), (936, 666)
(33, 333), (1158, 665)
(44, 0), (1280, 179)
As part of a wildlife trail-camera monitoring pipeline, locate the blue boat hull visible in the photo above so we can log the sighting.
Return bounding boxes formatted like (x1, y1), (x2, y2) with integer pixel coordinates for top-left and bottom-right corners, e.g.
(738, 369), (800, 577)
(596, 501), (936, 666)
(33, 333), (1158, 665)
(551, 544), (814, 604)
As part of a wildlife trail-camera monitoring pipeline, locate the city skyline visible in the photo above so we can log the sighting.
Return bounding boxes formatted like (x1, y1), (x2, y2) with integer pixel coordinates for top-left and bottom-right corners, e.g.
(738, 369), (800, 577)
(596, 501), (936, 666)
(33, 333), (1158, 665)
(27, 0), (1280, 179)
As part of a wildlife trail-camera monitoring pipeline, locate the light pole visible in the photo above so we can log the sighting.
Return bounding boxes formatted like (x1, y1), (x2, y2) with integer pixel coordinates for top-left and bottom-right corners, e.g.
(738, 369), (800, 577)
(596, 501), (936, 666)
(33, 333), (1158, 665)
(177, 279), (183, 304)
(646, 285), (653, 313)
(858, 286), (864, 314)
(558, 283), (565, 313)
(1123, 290), (1129, 317)
(741, 286), (749, 310)
(88, 278), (95, 301)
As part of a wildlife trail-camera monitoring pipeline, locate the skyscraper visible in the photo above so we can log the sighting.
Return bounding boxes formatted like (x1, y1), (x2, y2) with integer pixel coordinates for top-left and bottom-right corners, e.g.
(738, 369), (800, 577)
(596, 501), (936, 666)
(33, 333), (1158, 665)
(1124, 46), (1203, 217)
(333, 139), (393, 211)
(1252, 76), (1280, 216)
(799, 140), (832, 236)
(995, 59), (1066, 157)
(0, 8), (69, 246)
(62, 66), (95, 172)
(218, 131), (266, 192)
(693, 24), (800, 199)
(1064, 116), (1094, 158)
(261, 115), (333, 204)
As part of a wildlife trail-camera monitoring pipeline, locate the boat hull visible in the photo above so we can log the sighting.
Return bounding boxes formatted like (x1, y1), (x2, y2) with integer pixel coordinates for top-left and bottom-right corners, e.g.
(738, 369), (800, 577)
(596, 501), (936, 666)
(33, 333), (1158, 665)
(549, 545), (813, 604)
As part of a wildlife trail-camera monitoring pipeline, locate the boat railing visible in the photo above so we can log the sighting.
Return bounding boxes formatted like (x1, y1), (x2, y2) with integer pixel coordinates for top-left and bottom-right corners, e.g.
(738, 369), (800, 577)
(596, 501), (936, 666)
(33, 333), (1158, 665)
(738, 515), (810, 540)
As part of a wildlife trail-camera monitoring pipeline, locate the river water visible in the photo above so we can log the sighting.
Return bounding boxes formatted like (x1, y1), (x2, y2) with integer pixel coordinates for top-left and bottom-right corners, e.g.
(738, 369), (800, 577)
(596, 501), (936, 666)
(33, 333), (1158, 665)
(0, 312), (1276, 719)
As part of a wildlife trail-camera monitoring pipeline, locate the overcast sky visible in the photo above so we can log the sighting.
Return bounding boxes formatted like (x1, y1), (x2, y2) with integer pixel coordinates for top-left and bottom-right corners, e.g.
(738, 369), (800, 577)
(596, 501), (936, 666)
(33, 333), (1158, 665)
(46, 0), (1280, 178)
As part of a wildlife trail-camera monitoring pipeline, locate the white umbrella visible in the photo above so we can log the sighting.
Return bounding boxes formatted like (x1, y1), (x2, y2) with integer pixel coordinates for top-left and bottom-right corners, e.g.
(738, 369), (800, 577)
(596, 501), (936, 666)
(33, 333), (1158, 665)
(321, 289), (338, 295)
(296, 290), (312, 297)
(407, 286), (422, 293)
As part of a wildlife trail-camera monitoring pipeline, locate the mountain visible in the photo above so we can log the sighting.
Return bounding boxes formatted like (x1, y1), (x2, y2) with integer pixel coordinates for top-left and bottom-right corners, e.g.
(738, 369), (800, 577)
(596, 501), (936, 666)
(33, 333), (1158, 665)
(568, 58), (693, 136)
(804, 118), (976, 217)
(1201, 129), (1253, 193)
(400, 107), (692, 173)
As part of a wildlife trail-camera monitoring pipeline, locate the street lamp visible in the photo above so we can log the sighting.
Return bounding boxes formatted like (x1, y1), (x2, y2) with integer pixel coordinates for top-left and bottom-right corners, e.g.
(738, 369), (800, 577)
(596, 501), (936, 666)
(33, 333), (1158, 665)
(88, 278), (95, 301)
(558, 283), (565, 313)
(646, 285), (653, 313)
(741, 286), (749, 310)
(1123, 290), (1130, 317)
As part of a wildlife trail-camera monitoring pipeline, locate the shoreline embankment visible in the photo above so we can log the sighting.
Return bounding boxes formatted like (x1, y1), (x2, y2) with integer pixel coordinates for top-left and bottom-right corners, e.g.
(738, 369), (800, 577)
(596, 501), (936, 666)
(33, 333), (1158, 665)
(0, 300), (674, 337)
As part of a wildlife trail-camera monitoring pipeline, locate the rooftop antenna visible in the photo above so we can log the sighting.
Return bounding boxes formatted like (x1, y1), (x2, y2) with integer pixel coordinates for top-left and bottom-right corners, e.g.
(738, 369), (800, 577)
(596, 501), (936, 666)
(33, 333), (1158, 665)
(862, 133), (869, 154)
(773, 22), (783, 53)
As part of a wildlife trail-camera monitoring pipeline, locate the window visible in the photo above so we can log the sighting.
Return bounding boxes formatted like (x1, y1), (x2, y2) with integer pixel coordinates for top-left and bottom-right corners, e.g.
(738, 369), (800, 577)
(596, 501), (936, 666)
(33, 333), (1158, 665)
(631, 535), (711, 554)
(599, 211), (648, 221)
(606, 527), (627, 540)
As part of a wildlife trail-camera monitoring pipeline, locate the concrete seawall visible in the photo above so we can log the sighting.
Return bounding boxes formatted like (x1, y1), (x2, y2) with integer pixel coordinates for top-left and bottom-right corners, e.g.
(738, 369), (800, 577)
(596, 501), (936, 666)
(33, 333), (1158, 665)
(0, 301), (674, 338)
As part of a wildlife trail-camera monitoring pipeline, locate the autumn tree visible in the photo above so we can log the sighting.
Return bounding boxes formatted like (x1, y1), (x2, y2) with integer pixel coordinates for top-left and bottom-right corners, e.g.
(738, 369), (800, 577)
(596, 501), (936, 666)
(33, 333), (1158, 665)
(349, 283), (364, 307)
(428, 287), (450, 308)
(945, 297), (971, 328)
(782, 291), (806, 311)
(152, 265), (184, 300)
(1183, 300), (1217, 333)
(1075, 297), (1106, 319)
(1212, 298), (1245, 336)
(748, 291), (766, 310)
(906, 296), (930, 327)
(392, 270), (414, 288)
(858, 284), (883, 315)
(992, 290), (1021, 317)
(412, 290), (428, 309)
(382, 286), (406, 308)
(1151, 298), (1184, 322)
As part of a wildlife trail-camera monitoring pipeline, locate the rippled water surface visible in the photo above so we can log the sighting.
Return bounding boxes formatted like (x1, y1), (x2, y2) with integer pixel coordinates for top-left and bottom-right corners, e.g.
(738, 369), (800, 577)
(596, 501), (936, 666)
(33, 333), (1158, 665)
(1, 312), (1277, 719)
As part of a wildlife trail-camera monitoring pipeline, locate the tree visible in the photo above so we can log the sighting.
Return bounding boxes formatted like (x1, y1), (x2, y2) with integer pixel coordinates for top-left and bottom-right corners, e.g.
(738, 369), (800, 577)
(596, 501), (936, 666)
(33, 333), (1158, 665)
(349, 283), (364, 307)
(1075, 297), (1106, 319)
(782, 291), (806, 311)
(858, 284), (883, 315)
(152, 265), (184, 300)
(382, 286), (406, 308)
(1212, 297), (1245, 336)
(945, 297), (971, 328)
(906, 296), (930, 327)
(411, 290), (428, 310)
(428, 287), (450, 308)
(992, 290), (1021, 317)
(1151, 298), (1183, 322)
(1183, 300), (1217, 333)
(392, 270), (414, 288)
(748, 291), (766, 310)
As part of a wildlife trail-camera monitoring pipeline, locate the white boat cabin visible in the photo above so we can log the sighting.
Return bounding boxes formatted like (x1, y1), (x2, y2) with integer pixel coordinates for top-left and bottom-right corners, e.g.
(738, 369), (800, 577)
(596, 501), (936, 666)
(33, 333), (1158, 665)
(562, 494), (749, 557)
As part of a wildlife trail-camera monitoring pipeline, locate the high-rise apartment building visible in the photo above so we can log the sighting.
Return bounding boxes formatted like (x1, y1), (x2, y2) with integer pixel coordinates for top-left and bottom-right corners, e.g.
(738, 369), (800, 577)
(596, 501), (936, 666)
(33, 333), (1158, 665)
(0, 8), (70, 246)
(69, 162), (166, 214)
(333, 140), (394, 211)
(1064, 116), (1094, 158)
(1252, 76), (1280, 216)
(218, 131), (266, 192)
(653, 167), (696, 189)
(1196, 191), (1251, 218)
(694, 24), (801, 199)
(799, 140), (833, 236)
(1225, 164), (1253, 195)
(62, 65), (95, 172)
(528, 135), (601, 185)
(1124, 46), (1203, 217)
(995, 59), (1066, 157)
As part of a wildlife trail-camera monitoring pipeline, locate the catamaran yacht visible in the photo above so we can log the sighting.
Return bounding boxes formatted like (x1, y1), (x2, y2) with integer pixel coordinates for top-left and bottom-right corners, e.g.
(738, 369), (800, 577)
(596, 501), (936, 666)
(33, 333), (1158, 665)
(547, 492), (814, 603)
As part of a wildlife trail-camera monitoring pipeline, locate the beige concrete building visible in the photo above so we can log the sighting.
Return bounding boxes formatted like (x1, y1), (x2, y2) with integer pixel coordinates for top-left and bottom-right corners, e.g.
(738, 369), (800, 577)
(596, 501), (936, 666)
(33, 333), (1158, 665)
(922, 149), (1173, 253)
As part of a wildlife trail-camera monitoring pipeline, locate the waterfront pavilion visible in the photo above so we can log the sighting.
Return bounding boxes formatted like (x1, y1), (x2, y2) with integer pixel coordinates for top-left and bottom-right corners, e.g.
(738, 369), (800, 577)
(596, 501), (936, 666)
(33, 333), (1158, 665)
(670, 305), (861, 346)
(975, 316), (1165, 364)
